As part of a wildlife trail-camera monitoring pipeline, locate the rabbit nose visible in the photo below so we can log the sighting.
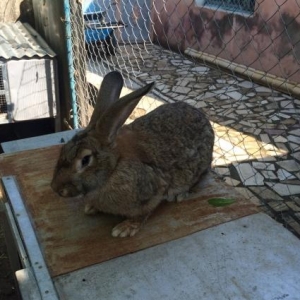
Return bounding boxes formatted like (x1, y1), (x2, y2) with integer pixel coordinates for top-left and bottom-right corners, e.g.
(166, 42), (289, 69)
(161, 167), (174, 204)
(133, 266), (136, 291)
(59, 188), (68, 197)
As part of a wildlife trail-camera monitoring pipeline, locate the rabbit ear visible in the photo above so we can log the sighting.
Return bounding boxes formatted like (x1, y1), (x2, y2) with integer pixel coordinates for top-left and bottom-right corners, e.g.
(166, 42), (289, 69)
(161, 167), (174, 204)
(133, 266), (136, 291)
(88, 71), (124, 129)
(96, 82), (155, 144)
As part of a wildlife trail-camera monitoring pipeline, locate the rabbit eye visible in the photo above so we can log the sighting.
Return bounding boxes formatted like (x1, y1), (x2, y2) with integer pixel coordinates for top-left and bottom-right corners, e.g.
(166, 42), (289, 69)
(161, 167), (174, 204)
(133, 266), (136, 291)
(81, 155), (91, 168)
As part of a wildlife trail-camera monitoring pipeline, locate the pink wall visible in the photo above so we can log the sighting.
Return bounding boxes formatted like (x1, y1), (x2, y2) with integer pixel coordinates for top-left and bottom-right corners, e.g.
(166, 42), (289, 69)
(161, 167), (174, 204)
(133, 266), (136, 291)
(152, 0), (300, 83)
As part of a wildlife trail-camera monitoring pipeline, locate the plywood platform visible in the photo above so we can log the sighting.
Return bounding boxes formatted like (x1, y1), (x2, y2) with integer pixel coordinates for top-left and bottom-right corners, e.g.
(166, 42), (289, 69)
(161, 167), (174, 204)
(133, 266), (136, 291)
(0, 146), (257, 277)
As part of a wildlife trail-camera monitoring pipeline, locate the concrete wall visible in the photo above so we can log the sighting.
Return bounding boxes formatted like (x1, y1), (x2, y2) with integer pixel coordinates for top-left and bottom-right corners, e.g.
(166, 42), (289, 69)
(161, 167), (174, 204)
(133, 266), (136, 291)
(152, 0), (300, 83)
(0, 0), (22, 22)
(0, 0), (34, 27)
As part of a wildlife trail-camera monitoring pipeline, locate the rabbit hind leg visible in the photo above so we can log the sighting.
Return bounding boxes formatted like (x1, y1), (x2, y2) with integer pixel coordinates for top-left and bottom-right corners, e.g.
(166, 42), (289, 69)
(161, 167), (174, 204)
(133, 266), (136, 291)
(175, 191), (190, 202)
(166, 186), (190, 202)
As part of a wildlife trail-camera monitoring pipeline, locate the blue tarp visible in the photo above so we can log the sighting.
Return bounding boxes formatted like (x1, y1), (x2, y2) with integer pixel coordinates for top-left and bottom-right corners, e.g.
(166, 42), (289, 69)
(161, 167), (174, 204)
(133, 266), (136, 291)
(83, 0), (112, 43)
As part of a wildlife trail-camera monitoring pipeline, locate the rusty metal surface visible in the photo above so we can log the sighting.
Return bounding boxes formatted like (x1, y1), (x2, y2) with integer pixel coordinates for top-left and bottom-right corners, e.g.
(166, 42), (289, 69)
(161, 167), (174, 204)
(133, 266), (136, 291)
(0, 146), (257, 277)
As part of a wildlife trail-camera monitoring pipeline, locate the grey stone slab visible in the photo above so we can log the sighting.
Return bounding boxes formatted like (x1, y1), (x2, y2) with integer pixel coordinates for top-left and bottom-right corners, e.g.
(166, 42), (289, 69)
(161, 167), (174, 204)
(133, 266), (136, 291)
(266, 102), (279, 110)
(276, 160), (300, 172)
(255, 86), (272, 93)
(268, 201), (289, 212)
(249, 187), (283, 201)
(254, 128), (262, 135)
(235, 187), (261, 205)
(224, 177), (240, 186)
(172, 86), (191, 94)
(281, 109), (300, 114)
(173, 95), (185, 101)
(234, 163), (264, 186)
(270, 115), (281, 121)
(289, 129), (300, 136)
(277, 169), (296, 181)
(214, 167), (230, 176)
(176, 70), (189, 75)
(185, 99), (197, 106)
(291, 152), (300, 161)
(280, 101), (294, 109)
(237, 80), (254, 88)
(191, 66), (210, 73)
(273, 136), (288, 143)
(195, 101), (207, 108)
(277, 113), (291, 119)
(261, 110), (276, 116)
(286, 201), (300, 212)
(240, 120), (254, 127)
(53, 213), (300, 300)
(228, 79), (239, 84)
(226, 91), (243, 100)
(195, 92), (215, 100)
(216, 94), (230, 100)
(270, 97), (285, 101)
(264, 129), (286, 135)
(275, 143), (289, 153)
(266, 182), (300, 196)
(216, 79), (228, 84)
(175, 79), (190, 87)
(170, 60), (186, 66)
(221, 120), (235, 125)
(289, 143), (300, 151)
(236, 109), (249, 115)
(260, 134), (271, 144)
(190, 83), (209, 89)
(261, 170), (277, 179)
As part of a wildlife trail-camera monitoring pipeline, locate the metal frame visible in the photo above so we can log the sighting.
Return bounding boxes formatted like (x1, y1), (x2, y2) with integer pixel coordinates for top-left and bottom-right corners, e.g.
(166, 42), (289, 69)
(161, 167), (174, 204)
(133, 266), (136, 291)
(2, 176), (59, 300)
(0, 62), (12, 123)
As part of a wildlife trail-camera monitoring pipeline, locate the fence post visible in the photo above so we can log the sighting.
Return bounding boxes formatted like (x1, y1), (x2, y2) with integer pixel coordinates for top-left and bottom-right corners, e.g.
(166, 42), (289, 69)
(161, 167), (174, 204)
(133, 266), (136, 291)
(63, 0), (79, 129)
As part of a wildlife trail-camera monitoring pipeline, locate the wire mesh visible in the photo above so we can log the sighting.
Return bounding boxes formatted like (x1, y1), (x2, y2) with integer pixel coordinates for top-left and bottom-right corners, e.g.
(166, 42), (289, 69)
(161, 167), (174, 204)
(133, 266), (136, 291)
(0, 94), (7, 114)
(69, 0), (300, 236)
(0, 65), (8, 116)
(0, 66), (4, 91)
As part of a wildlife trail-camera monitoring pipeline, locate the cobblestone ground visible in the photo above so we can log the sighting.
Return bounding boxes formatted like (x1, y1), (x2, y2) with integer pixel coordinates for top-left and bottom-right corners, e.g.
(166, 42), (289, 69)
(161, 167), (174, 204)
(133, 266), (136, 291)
(88, 43), (300, 237)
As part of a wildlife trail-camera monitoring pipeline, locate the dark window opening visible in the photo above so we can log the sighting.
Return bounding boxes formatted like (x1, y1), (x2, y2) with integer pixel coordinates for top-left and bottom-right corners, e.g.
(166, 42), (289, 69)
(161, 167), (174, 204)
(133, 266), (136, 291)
(204, 0), (255, 13)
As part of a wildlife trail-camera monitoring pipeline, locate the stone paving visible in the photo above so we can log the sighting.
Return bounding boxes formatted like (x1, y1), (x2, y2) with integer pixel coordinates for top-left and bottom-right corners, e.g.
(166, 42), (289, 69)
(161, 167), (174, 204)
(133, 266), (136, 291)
(88, 43), (300, 237)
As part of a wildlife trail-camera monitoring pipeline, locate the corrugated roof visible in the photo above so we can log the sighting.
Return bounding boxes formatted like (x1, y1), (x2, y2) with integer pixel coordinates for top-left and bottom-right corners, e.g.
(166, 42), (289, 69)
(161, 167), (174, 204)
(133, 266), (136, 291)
(0, 21), (56, 60)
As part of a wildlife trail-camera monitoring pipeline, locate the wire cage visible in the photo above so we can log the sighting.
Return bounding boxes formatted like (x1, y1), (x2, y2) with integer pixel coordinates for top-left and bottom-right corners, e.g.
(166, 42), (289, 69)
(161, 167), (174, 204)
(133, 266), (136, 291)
(0, 65), (8, 119)
(70, 0), (300, 236)
(0, 22), (58, 124)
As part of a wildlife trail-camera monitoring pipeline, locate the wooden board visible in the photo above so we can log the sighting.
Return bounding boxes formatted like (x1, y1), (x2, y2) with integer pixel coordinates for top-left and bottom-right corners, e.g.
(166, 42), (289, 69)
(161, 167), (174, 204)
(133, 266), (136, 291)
(0, 146), (257, 277)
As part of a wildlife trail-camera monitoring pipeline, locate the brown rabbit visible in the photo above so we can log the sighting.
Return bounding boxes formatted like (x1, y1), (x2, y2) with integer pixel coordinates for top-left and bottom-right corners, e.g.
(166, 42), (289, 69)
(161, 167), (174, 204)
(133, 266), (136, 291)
(51, 71), (214, 237)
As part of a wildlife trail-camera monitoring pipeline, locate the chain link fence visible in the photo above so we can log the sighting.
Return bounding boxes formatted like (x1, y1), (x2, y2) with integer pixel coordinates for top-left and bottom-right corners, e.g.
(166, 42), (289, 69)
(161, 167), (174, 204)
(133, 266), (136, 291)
(69, 0), (300, 236)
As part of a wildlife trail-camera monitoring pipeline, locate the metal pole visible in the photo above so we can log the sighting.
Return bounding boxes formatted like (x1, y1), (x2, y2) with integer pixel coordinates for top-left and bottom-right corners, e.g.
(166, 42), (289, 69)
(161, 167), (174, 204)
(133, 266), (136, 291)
(63, 0), (79, 129)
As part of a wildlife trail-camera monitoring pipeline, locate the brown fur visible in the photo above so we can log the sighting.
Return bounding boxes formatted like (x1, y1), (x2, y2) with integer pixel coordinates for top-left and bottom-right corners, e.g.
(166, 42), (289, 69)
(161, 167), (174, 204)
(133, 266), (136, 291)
(51, 72), (214, 237)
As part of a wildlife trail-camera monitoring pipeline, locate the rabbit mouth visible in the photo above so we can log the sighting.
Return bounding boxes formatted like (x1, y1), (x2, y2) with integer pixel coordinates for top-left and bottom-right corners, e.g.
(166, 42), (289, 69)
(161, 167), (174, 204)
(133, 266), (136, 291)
(58, 188), (80, 198)
(51, 181), (83, 198)
(56, 182), (94, 198)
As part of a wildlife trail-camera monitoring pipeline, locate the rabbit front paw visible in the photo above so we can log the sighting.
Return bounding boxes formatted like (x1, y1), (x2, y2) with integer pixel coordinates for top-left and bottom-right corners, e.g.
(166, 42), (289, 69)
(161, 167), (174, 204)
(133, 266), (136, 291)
(112, 219), (142, 238)
(176, 191), (190, 202)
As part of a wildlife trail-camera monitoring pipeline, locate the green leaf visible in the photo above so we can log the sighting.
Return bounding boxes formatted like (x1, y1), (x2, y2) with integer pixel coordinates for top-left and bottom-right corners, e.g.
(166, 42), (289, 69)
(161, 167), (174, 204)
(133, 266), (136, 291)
(208, 197), (235, 207)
